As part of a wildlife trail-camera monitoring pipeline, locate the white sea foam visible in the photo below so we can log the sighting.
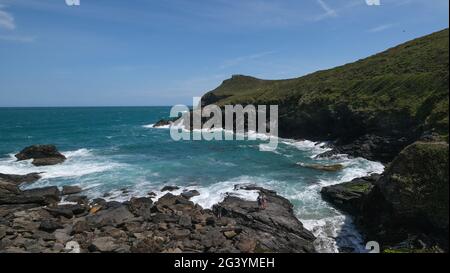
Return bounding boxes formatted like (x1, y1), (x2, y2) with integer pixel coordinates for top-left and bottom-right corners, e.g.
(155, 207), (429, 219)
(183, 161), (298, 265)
(190, 180), (259, 209)
(281, 139), (332, 157)
(101, 177), (260, 210)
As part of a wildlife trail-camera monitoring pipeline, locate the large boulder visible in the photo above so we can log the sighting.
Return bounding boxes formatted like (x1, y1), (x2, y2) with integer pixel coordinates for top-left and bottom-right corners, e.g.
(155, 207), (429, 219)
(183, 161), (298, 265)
(15, 145), (66, 166)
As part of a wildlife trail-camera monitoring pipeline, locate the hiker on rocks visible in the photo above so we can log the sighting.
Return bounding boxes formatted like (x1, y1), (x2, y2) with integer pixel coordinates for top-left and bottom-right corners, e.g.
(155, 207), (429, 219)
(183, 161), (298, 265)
(258, 193), (268, 210)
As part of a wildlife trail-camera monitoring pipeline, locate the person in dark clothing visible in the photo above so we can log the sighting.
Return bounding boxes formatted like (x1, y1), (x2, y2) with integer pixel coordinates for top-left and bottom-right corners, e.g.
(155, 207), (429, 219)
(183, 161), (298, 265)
(257, 193), (268, 210)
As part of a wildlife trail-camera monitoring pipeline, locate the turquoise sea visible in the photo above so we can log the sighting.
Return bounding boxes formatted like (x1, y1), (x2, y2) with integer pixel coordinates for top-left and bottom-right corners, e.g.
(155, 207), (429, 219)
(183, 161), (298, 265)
(0, 107), (384, 253)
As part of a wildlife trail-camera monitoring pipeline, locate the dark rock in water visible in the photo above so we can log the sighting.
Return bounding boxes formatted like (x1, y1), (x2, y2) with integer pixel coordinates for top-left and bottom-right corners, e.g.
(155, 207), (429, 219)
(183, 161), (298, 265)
(299, 163), (344, 172)
(161, 185), (180, 192)
(321, 174), (380, 214)
(62, 185), (82, 195)
(147, 192), (157, 197)
(213, 187), (316, 253)
(153, 117), (179, 128)
(0, 173), (42, 185)
(181, 190), (200, 199)
(15, 145), (66, 166)
(39, 219), (63, 233)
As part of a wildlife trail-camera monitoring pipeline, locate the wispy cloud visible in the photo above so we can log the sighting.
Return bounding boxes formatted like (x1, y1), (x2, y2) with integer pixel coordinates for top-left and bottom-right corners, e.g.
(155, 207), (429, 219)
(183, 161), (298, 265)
(368, 24), (393, 32)
(0, 6), (15, 30)
(220, 51), (276, 69)
(0, 34), (35, 42)
(313, 0), (338, 21)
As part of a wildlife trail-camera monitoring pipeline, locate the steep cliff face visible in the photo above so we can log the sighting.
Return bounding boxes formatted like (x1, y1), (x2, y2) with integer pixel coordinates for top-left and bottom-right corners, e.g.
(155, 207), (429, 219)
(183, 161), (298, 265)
(322, 141), (449, 251)
(202, 29), (449, 162)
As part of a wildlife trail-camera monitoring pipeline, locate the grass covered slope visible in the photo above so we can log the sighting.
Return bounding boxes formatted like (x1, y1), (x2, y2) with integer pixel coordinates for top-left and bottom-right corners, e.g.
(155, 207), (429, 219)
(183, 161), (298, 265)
(202, 29), (449, 160)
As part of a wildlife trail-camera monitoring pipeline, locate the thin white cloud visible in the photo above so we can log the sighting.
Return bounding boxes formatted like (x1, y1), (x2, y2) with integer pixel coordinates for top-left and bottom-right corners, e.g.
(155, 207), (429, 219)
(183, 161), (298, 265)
(0, 35), (35, 42)
(0, 7), (15, 30)
(220, 51), (276, 69)
(314, 0), (338, 21)
(368, 24), (393, 32)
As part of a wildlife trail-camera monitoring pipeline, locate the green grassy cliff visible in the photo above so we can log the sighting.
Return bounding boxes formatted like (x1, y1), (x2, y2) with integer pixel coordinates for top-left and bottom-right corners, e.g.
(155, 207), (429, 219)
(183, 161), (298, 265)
(202, 29), (449, 161)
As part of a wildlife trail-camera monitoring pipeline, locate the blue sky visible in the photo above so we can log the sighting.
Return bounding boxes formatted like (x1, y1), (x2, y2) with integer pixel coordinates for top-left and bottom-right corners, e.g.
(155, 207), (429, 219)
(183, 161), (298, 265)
(0, 0), (448, 107)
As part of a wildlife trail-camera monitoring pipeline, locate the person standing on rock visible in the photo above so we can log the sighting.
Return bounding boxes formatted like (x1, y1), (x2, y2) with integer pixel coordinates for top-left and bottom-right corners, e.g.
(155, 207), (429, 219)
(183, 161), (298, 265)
(258, 194), (268, 210)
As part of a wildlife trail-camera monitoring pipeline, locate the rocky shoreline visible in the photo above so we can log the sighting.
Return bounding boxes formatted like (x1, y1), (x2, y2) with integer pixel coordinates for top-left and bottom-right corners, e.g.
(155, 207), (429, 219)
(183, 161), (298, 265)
(0, 145), (316, 253)
(321, 140), (449, 253)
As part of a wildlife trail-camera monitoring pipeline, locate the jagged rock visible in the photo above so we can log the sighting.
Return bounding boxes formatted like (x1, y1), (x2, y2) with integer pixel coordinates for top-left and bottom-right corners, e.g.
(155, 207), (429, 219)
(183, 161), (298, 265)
(15, 145), (66, 166)
(213, 187), (316, 253)
(62, 185), (82, 195)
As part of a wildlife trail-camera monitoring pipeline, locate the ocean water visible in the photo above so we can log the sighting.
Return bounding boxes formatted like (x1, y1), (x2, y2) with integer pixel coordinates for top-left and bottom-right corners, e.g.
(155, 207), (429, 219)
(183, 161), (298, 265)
(0, 107), (384, 253)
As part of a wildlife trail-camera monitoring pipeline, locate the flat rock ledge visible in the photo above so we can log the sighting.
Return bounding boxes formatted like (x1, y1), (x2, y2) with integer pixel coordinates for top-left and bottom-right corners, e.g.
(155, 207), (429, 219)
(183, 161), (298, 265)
(0, 181), (315, 253)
